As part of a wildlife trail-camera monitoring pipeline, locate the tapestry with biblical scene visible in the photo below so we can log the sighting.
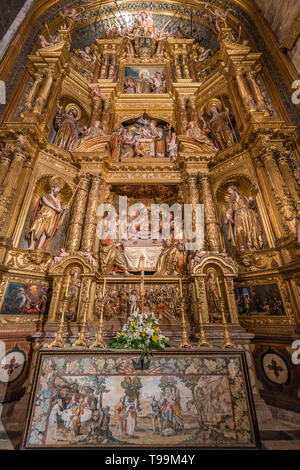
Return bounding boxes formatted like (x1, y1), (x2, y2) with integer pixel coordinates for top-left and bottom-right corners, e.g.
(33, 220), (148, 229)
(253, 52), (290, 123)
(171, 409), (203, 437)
(22, 350), (260, 449)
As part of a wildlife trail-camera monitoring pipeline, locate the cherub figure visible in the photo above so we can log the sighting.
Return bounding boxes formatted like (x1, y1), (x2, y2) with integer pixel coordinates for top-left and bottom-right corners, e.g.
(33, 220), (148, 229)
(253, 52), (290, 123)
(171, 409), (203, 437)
(52, 247), (69, 265)
(202, 4), (232, 37)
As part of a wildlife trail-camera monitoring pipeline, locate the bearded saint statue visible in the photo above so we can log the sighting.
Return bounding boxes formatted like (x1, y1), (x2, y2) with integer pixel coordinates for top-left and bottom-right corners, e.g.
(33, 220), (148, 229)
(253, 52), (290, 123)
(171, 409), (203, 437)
(225, 185), (263, 253)
(26, 176), (69, 251)
(54, 104), (79, 151)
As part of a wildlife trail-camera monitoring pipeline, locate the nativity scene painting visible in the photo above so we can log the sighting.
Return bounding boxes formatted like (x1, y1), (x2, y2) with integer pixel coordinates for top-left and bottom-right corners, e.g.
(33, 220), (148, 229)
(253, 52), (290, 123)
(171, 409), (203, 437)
(110, 116), (176, 161)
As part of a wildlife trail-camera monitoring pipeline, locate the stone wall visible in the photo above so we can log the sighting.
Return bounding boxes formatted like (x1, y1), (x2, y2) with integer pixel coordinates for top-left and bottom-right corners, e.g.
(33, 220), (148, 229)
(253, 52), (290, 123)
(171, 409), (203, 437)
(255, 0), (300, 73)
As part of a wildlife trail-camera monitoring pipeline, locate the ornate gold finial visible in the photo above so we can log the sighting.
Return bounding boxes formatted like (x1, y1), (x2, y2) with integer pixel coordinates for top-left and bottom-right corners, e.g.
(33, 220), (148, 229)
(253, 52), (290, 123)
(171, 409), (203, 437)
(48, 308), (66, 349)
(178, 279), (192, 349)
(72, 297), (89, 347)
(90, 279), (107, 349)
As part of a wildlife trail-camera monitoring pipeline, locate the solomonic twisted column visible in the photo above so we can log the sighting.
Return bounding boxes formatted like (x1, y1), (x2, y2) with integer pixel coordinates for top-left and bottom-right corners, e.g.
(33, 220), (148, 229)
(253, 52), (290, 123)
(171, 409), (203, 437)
(0, 150), (26, 232)
(0, 154), (11, 188)
(66, 175), (90, 253)
(81, 175), (102, 253)
(199, 175), (222, 252)
(261, 149), (296, 231)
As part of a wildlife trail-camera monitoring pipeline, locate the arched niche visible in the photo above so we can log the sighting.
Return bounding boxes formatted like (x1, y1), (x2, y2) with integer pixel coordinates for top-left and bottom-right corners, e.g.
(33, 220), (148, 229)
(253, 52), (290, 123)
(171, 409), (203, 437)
(192, 253), (239, 325)
(214, 174), (268, 258)
(18, 174), (73, 256)
(47, 253), (95, 323)
(49, 96), (90, 145)
(199, 94), (241, 148)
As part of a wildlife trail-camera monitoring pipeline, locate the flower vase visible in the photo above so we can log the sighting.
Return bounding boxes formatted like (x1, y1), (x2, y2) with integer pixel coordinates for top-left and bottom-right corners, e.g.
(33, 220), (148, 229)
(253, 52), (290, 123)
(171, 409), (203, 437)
(132, 354), (151, 370)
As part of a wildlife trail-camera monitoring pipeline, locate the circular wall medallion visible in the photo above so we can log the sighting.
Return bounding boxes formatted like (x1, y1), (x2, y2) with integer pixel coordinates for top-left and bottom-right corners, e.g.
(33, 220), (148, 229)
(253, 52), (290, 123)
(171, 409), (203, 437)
(0, 346), (26, 385)
(262, 352), (289, 385)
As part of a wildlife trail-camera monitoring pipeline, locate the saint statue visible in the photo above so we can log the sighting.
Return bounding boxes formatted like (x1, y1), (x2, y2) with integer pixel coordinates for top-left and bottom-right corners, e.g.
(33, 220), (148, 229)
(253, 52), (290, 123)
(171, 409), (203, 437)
(201, 103), (235, 150)
(65, 269), (81, 321)
(54, 104), (79, 151)
(225, 185), (263, 252)
(26, 176), (69, 251)
(206, 271), (222, 322)
(80, 121), (105, 145)
(155, 235), (187, 276)
(110, 126), (125, 161)
(186, 121), (218, 151)
(99, 212), (131, 276)
(99, 240), (131, 276)
(166, 132), (178, 162)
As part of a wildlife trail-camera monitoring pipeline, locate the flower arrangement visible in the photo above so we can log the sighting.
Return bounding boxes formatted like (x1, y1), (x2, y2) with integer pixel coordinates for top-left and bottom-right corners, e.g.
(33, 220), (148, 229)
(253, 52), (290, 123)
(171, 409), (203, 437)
(107, 311), (170, 360)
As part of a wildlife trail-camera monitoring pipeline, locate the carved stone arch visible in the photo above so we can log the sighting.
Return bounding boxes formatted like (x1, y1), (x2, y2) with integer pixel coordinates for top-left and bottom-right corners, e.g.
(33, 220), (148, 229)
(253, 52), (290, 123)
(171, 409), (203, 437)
(57, 94), (90, 124)
(49, 253), (94, 275)
(30, 174), (74, 208)
(193, 254), (238, 277)
(214, 173), (257, 203)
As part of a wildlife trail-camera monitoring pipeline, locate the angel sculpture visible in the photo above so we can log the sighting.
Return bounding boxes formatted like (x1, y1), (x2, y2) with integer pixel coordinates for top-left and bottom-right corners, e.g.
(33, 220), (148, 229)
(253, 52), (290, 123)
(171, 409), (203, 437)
(26, 176), (71, 251)
(202, 3), (232, 37)
(59, 7), (87, 30)
(74, 46), (96, 63)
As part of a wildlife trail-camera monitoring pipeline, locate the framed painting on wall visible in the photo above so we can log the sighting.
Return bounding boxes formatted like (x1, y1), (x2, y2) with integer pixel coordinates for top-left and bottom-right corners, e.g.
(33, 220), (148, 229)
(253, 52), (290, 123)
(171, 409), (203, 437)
(235, 284), (285, 316)
(0, 282), (50, 315)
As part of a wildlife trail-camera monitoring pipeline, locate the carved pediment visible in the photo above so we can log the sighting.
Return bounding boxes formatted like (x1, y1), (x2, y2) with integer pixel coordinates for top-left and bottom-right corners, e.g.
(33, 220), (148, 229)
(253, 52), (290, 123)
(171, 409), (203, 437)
(75, 136), (110, 153)
(178, 136), (218, 158)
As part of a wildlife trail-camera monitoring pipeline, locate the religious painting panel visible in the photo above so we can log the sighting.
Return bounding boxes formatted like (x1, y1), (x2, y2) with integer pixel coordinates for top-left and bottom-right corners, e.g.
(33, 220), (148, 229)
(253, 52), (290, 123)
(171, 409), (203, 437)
(22, 350), (260, 449)
(0, 282), (50, 316)
(111, 115), (175, 161)
(95, 282), (192, 329)
(123, 66), (167, 94)
(234, 284), (286, 317)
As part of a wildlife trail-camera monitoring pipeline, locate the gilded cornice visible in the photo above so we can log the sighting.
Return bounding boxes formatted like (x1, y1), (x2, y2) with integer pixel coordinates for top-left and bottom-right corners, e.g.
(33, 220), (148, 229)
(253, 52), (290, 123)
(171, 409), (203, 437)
(1, 0), (300, 129)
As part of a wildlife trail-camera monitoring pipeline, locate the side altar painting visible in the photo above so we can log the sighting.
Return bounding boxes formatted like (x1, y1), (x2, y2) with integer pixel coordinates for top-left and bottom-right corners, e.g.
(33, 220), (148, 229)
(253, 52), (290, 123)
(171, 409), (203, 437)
(235, 284), (285, 316)
(23, 351), (259, 448)
(0, 283), (49, 316)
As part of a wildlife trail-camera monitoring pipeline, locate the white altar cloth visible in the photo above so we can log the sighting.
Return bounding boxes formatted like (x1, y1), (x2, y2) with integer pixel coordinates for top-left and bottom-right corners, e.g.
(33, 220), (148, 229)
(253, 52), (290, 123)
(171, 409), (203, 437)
(123, 246), (163, 270)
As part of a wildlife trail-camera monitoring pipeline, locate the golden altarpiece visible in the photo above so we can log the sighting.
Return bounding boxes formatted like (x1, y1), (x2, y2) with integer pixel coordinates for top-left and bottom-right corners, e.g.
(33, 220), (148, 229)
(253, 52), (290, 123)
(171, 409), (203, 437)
(0, 1), (300, 441)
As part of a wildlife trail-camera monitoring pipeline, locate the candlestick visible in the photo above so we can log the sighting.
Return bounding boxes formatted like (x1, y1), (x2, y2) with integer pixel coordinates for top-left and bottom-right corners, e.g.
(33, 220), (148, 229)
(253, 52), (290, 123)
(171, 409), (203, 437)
(90, 296), (106, 348)
(48, 308), (65, 348)
(220, 299), (237, 349)
(195, 278), (200, 299)
(197, 300), (211, 348)
(102, 278), (106, 296)
(65, 274), (70, 298)
(179, 298), (192, 348)
(216, 276), (222, 298)
(179, 278), (183, 297)
(72, 297), (89, 347)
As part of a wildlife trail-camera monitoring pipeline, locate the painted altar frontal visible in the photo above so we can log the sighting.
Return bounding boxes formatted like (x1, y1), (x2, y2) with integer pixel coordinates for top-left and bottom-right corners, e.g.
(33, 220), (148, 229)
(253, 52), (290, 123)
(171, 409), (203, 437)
(22, 349), (260, 449)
